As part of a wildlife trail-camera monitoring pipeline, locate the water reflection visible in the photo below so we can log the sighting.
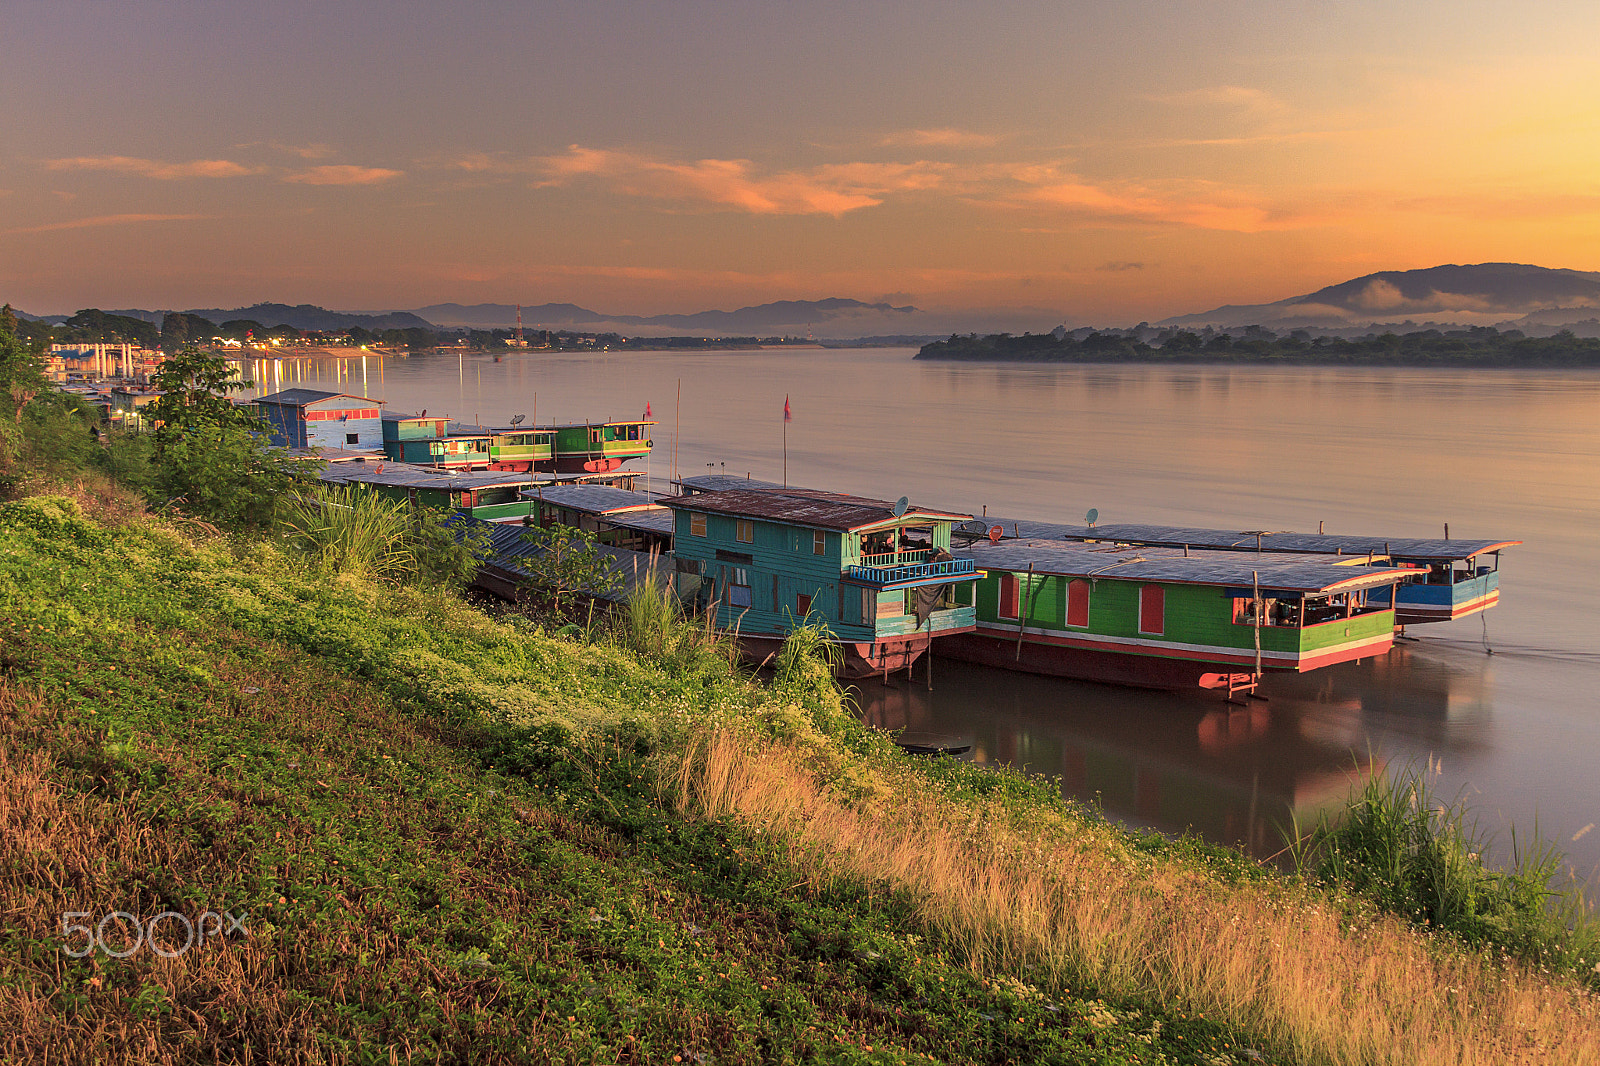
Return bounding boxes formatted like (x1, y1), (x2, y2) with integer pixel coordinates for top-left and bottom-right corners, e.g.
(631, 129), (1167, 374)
(853, 642), (1496, 861)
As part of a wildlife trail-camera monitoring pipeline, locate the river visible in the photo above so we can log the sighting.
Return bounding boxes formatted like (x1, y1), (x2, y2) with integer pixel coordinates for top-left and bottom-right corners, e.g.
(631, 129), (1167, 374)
(239, 347), (1600, 884)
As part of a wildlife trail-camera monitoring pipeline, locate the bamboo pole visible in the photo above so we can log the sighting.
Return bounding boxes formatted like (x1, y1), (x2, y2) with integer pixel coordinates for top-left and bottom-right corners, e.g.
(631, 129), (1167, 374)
(1015, 563), (1036, 661)
(1252, 569), (1262, 684)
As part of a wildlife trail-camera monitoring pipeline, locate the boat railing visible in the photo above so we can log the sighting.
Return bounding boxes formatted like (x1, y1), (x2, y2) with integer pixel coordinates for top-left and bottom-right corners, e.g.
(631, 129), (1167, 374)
(860, 549), (932, 568)
(847, 557), (977, 585)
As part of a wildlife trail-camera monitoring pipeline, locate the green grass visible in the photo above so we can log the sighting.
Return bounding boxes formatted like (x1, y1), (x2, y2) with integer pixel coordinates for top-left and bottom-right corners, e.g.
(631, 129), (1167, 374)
(0, 495), (1266, 1064)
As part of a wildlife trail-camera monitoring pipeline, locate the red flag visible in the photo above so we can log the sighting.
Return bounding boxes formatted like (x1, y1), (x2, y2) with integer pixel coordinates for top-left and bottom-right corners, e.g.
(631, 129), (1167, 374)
(644, 401), (652, 419)
(783, 395), (792, 423)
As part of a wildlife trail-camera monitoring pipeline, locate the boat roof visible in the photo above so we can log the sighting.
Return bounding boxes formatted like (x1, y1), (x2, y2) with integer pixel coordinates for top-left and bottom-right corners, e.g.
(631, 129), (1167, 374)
(675, 474), (909, 511)
(958, 541), (1417, 594)
(662, 488), (970, 532)
(446, 514), (671, 602)
(254, 388), (381, 407)
(520, 483), (664, 515)
(1038, 522), (1520, 562)
(382, 410), (446, 422)
(319, 461), (538, 492)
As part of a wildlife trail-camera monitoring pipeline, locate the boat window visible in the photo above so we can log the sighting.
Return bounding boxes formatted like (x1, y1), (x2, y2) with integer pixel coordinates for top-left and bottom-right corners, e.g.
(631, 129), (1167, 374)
(813, 530), (826, 555)
(729, 568), (752, 607)
(1066, 579), (1090, 627)
(627, 425), (639, 441)
(690, 512), (706, 537)
(796, 593), (812, 616)
(1138, 585), (1165, 635)
(998, 573), (1019, 620)
(735, 519), (754, 543)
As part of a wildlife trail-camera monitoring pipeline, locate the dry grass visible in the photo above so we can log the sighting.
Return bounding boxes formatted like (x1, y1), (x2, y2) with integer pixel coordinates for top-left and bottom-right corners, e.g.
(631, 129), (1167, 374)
(665, 726), (1600, 1066)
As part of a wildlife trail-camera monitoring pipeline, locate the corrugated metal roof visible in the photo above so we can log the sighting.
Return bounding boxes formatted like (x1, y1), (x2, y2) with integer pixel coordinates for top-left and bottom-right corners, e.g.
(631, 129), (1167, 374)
(319, 461), (537, 492)
(662, 488), (967, 532)
(959, 541), (1415, 594)
(520, 483), (663, 513)
(1046, 523), (1519, 562)
(674, 475), (964, 517)
(254, 388), (379, 407)
(447, 514), (672, 602)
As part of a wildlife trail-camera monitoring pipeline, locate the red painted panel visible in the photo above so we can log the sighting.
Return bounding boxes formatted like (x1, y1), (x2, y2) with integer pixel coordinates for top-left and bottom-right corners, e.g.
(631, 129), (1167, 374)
(1139, 585), (1165, 635)
(1066, 579), (1090, 627)
(998, 573), (1019, 619)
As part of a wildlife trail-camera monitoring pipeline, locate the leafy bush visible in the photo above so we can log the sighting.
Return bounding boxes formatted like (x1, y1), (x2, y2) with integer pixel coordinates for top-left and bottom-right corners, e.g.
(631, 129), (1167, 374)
(283, 486), (489, 588)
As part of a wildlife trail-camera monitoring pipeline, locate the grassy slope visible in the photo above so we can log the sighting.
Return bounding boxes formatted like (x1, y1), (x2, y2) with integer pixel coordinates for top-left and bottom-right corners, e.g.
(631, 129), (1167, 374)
(0, 494), (1253, 1065)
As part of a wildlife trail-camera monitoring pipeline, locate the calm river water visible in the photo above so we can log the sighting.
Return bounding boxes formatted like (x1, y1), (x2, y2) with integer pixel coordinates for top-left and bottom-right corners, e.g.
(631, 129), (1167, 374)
(241, 347), (1600, 884)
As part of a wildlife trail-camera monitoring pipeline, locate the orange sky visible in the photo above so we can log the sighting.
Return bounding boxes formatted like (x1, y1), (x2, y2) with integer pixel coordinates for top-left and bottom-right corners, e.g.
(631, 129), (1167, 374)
(5, 1), (1600, 324)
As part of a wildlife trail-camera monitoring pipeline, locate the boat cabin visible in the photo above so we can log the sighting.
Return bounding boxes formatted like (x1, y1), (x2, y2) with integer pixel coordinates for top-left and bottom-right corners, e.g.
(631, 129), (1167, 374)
(663, 488), (979, 678)
(1038, 522), (1519, 625)
(547, 420), (656, 473)
(946, 541), (1418, 692)
(520, 483), (674, 552)
(255, 389), (384, 451)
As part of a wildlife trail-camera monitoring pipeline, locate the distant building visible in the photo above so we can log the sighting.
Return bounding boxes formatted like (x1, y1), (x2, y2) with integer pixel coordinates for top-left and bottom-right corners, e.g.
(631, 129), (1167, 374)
(252, 388), (383, 450)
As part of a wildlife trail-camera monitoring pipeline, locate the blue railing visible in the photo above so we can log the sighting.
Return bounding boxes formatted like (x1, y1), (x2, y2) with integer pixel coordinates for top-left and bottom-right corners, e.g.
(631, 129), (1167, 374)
(846, 557), (977, 585)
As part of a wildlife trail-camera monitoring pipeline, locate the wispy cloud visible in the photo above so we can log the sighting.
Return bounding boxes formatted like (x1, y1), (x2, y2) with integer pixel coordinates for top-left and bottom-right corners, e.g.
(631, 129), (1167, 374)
(4, 212), (209, 235)
(1002, 164), (1311, 232)
(1147, 85), (1291, 117)
(46, 156), (260, 179)
(284, 165), (403, 186)
(880, 128), (999, 149)
(535, 146), (946, 216)
(1099, 261), (1146, 272)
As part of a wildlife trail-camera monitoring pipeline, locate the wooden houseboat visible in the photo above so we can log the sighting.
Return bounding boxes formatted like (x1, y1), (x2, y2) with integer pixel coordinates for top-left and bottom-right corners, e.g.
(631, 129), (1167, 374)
(943, 540), (1417, 692)
(320, 462), (539, 522)
(546, 419), (656, 473)
(448, 513), (673, 607)
(446, 421), (554, 473)
(380, 412), (493, 470)
(1022, 522), (1519, 625)
(255, 389), (384, 451)
(662, 488), (980, 678)
(522, 483), (674, 552)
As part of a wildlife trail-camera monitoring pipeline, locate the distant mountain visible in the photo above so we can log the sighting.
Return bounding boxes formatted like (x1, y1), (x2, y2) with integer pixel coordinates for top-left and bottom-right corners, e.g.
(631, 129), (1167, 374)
(1162, 263), (1600, 329)
(185, 303), (434, 331)
(412, 297), (917, 335)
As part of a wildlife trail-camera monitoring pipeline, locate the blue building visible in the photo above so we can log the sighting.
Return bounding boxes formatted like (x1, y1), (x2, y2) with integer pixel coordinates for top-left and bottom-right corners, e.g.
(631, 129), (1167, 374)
(253, 389), (384, 450)
(661, 487), (978, 679)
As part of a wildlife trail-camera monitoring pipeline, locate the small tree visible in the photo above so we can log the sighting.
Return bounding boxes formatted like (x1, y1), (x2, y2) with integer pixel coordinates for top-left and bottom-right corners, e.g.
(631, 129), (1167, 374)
(147, 346), (311, 527)
(518, 522), (622, 614)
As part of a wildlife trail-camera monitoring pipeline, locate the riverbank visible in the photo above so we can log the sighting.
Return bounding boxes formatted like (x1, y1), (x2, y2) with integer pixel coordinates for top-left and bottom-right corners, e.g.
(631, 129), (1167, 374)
(2, 477), (1598, 1063)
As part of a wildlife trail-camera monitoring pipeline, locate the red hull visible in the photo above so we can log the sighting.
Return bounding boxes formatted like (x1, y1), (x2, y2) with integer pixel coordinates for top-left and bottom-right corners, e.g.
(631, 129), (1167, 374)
(938, 632), (1263, 690)
(735, 631), (939, 680)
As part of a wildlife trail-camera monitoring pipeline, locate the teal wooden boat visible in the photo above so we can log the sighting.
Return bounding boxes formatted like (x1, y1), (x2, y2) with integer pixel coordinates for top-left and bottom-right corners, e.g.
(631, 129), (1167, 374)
(662, 488), (979, 678)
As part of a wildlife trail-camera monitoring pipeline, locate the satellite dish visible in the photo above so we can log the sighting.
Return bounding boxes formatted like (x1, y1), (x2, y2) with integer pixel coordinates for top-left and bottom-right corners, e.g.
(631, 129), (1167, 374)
(509, 414), (526, 425)
(892, 496), (909, 517)
(988, 525), (1003, 544)
(1086, 508), (1099, 528)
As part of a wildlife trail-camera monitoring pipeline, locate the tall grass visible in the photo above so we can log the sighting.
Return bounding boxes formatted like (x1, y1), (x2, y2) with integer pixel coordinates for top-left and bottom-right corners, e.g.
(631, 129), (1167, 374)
(1290, 761), (1598, 980)
(610, 571), (741, 683)
(283, 486), (419, 582)
(281, 486), (486, 587)
(664, 727), (1600, 1066)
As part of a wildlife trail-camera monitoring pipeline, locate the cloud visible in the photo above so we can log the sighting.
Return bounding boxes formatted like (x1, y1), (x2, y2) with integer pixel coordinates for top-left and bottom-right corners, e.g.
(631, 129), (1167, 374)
(284, 165), (403, 186)
(1148, 85), (1290, 117)
(880, 128), (999, 149)
(4, 213), (209, 236)
(1098, 261), (1146, 272)
(46, 156), (260, 179)
(535, 146), (946, 216)
(1002, 165), (1312, 232)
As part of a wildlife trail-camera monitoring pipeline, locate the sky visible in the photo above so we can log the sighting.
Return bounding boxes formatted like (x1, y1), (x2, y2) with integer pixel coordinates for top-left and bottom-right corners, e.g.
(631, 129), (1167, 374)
(5, 0), (1600, 324)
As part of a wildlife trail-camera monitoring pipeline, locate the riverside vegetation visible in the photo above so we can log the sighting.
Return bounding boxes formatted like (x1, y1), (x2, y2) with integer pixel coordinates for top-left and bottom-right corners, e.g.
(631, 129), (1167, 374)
(2, 316), (1599, 1064)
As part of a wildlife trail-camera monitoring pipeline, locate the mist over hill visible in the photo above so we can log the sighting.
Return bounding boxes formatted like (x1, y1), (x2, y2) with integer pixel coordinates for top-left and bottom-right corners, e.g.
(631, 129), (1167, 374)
(1161, 263), (1600, 330)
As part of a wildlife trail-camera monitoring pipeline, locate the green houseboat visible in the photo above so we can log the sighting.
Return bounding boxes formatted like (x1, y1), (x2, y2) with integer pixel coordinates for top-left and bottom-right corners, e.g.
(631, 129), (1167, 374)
(321, 461), (538, 522)
(943, 541), (1417, 693)
(381, 412), (494, 470)
(546, 419), (656, 473)
(447, 421), (555, 473)
(662, 488), (980, 679)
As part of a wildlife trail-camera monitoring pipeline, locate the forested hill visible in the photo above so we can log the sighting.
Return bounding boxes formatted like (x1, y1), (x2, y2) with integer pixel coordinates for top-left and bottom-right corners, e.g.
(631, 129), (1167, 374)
(915, 326), (1600, 366)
